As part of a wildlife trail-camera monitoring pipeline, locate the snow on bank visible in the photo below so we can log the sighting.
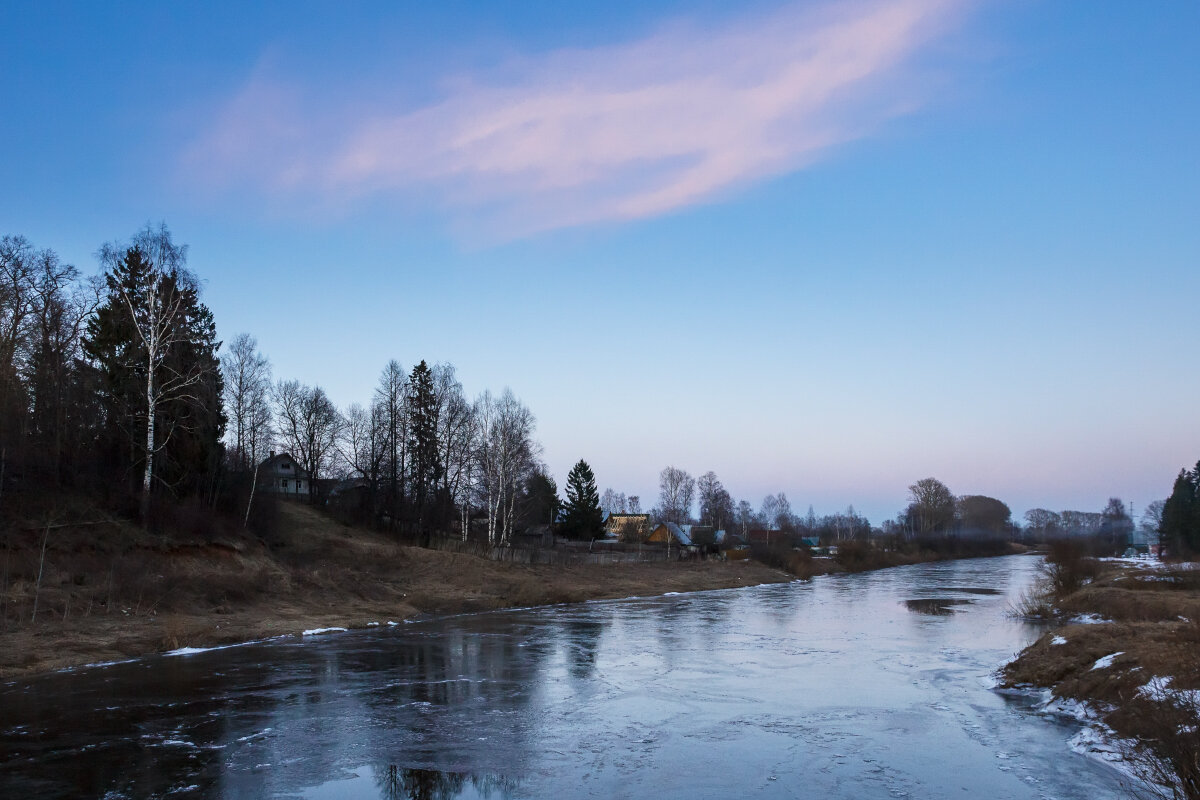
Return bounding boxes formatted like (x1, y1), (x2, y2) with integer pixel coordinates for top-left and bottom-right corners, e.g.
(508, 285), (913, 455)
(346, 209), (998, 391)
(302, 627), (347, 636)
(1069, 613), (1113, 625)
(1138, 675), (1200, 706)
(1100, 556), (1200, 571)
(1091, 652), (1125, 671)
(1051, 636), (1068, 646)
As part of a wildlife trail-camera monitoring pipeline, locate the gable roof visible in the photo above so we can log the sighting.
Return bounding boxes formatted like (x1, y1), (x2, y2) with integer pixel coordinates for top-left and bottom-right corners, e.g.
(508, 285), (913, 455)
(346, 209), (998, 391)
(258, 452), (310, 479)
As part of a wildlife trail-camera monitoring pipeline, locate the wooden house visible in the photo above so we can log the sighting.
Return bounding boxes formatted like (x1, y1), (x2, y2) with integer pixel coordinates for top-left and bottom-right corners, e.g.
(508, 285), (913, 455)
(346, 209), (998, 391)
(257, 452), (309, 496)
(605, 513), (652, 542)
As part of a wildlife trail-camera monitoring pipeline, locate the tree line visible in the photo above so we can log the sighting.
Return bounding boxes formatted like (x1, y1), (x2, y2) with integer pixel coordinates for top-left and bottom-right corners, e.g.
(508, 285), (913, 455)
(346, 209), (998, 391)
(5, 224), (1195, 557)
(0, 225), (554, 545)
(593, 467), (1153, 557)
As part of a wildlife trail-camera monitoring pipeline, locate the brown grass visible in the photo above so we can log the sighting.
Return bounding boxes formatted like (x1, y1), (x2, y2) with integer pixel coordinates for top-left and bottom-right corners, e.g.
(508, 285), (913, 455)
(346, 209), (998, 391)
(0, 503), (792, 678)
(1001, 565), (1200, 799)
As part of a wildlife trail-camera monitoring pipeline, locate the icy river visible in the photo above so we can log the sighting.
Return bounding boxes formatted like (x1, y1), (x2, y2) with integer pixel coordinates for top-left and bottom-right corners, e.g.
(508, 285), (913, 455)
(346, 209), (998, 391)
(1, 555), (1126, 799)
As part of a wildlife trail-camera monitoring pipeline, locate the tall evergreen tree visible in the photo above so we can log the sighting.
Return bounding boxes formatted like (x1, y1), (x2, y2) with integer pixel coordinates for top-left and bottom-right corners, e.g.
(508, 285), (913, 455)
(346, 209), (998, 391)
(1161, 462), (1200, 557)
(408, 360), (441, 543)
(561, 459), (602, 540)
(83, 227), (223, 514)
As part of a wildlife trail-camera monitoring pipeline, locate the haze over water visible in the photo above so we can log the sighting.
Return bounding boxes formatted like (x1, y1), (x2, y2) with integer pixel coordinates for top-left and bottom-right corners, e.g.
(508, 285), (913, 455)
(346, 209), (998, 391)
(1, 557), (1124, 798)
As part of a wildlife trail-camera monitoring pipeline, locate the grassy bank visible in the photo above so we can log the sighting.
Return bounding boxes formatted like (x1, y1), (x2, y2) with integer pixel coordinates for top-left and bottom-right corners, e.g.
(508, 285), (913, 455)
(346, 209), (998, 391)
(1000, 553), (1200, 797)
(0, 503), (790, 679)
(750, 537), (1029, 580)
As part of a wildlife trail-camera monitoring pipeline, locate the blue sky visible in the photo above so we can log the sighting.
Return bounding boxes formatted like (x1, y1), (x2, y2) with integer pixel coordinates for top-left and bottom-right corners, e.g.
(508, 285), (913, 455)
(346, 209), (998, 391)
(2, 1), (1197, 523)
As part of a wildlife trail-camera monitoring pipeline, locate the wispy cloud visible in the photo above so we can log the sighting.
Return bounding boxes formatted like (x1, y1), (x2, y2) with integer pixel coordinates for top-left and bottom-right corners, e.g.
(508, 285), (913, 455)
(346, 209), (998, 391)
(185, 0), (965, 237)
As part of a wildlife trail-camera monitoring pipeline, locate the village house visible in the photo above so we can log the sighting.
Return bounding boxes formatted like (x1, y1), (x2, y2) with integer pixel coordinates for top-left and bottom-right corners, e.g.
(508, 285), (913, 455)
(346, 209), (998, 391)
(257, 452), (309, 496)
(646, 522), (701, 555)
(605, 513), (651, 542)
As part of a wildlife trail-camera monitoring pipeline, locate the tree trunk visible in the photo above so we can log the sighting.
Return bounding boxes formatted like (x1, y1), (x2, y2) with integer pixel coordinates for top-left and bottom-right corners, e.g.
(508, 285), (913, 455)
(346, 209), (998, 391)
(141, 371), (155, 521)
(244, 460), (261, 528)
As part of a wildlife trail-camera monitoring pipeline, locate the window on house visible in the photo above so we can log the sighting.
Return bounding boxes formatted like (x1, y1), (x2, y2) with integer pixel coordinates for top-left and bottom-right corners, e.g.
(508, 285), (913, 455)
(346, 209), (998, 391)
(282, 462), (291, 470)
(281, 479), (289, 489)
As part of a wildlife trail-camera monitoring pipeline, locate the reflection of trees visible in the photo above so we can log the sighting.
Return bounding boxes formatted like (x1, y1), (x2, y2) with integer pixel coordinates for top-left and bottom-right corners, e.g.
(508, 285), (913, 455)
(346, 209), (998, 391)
(561, 619), (604, 679)
(374, 766), (520, 800)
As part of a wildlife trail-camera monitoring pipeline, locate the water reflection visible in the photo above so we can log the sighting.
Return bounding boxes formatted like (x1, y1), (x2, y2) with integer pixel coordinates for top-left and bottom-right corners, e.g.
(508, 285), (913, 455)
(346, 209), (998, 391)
(904, 598), (974, 615)
(0, 556), (1128, 799)
(374, 766), (519, 800)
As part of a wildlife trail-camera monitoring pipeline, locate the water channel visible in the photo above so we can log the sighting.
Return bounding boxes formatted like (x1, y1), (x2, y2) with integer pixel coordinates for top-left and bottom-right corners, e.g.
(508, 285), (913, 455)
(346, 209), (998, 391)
(1, 556), (1126, 799)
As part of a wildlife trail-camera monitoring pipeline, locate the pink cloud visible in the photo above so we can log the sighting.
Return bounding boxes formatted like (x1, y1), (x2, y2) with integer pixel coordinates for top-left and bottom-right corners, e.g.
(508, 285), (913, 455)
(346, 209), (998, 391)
(185, 0), (965, 236)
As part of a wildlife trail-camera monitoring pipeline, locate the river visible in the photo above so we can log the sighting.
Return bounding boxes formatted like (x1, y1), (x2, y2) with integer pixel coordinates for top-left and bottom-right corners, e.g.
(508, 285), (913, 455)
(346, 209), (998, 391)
(0, 556), (1125, 799)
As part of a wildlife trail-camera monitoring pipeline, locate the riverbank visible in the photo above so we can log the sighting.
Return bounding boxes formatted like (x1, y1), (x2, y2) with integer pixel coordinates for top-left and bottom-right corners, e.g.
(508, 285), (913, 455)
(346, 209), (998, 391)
(1000, 556), (1200, 793)
(0, 503), (792, 679)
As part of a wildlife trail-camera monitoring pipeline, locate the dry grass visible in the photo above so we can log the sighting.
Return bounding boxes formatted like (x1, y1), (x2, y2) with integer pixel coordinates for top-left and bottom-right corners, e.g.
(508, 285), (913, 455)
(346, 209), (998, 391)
(1002, 564), (1200, 799)
(0, 502), (792, 678)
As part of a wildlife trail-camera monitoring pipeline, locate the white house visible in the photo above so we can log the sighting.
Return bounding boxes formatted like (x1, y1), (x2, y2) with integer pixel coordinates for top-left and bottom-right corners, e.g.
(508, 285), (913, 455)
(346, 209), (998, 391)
(258, 452), (309, 496)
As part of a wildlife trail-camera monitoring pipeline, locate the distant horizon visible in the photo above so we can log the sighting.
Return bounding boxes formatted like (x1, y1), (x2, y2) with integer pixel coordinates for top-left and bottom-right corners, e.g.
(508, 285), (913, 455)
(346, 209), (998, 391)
(2, 0), (1197, 526)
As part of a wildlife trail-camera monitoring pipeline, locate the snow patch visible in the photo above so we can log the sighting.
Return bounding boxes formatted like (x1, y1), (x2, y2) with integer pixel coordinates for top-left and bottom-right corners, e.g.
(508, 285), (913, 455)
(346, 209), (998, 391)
(1138, 675), (1200, 705)
(165, 647), (210, 656)
(1069, 613), (1113, 625)
(301, 627), (347, 636)
(1090, 652), (1125, 671)
(1051, 636), (1068, 646)
(367, 622), (380, 627)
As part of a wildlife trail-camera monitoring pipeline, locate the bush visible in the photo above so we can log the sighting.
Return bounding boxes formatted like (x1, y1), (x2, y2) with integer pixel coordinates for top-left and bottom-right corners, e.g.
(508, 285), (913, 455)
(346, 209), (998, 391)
(1044, 539), (1101, 596)
(749, 542), (815, 579)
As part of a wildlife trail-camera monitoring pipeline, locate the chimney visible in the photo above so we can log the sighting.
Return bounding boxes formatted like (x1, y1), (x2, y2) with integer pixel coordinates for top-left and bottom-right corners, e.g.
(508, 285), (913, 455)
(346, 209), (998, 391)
(269, 450), (275, 459)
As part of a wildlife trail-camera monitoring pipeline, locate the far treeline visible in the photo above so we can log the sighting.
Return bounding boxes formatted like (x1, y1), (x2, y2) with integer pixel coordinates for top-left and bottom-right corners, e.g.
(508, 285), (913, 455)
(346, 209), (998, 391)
(597, 468), (1178, 559)
(1, 226), (1197, 559)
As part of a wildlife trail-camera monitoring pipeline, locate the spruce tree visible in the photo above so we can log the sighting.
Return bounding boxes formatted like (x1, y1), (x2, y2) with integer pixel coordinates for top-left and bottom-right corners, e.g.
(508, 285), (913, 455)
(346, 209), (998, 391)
(407, 360), (441, 543)
(1161, 462), (1200, 557)
(82, 234), (223, 511)
(561, 459), (603, 540)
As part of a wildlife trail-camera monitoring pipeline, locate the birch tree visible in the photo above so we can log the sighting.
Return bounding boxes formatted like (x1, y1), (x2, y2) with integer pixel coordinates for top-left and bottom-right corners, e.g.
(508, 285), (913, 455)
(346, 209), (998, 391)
(474, 389), (539, 545)
(84, 225), (221, 518)
(658, 466), (695, 525)
(221, 333), (272, 471)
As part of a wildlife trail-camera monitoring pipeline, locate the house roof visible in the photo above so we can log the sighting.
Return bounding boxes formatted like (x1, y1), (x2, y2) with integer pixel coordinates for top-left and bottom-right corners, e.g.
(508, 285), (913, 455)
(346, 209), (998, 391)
(258, 452), (310, 479)
(665, 522), (692, 546)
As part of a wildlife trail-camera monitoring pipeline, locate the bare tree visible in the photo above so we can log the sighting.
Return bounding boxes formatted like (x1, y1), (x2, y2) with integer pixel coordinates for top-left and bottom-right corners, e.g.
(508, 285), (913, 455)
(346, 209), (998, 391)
(433, 363), (475, 535)
(658, 466), (695, 525)
(0, 235), (35, 502)
(907, 477), (955, 535)
(221, 333), (272, 471)
(474, 389), (539, 545)
(25, 249), (98, 482)
(341, 402), (386, 482)
(1141, 499), (1166, 535)
(736, 499), (755, 534)
(627, 495), (641, 514)
(761, 493), (783, 530)
(375, 360), (408, 532)
(274, 379), (343, 503)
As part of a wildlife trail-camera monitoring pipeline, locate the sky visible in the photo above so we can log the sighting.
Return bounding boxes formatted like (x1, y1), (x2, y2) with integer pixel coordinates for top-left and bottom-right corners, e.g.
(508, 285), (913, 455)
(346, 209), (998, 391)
(2, 0), (1198, 524)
